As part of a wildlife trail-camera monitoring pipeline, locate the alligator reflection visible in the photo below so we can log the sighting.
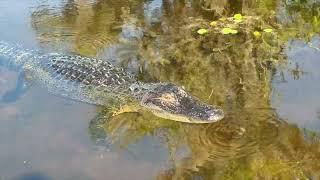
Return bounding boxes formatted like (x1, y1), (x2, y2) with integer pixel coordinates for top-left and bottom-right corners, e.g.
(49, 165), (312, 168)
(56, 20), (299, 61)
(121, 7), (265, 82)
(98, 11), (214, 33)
(89, 103), (319, 179)
(30, 0), (320, 178)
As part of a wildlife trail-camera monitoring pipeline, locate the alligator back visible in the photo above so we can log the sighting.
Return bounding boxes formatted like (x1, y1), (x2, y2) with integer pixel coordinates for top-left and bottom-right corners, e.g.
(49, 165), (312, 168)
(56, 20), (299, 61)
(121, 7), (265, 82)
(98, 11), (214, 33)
(0, 41), (137, 105)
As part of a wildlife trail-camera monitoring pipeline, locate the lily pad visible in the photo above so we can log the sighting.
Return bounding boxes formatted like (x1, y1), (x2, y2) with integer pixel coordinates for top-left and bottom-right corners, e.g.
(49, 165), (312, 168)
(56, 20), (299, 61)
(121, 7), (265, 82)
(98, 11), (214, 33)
(230, 29), (238, 34)
(233, 14), (243, 23)
(221, 28), (238, 35)
(253, 31), (261, 37)
(263, 28), (273, 33)
(197, 28), (208, 35)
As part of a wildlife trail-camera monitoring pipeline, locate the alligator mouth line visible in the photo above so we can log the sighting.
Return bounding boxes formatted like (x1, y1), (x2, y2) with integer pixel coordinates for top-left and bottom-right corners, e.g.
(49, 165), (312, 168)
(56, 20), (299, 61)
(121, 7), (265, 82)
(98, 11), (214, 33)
(149, 109), (224, 123)
(139, 83), (224, 123)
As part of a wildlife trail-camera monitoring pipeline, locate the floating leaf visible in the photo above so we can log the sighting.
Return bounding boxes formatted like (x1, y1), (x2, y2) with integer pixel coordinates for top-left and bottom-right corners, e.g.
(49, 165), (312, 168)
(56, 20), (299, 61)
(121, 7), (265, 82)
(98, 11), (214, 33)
(197, 28), (208, 35)
(221, 28), (238, 35)
(263, 28), (273, 33)
(221, 28), (231, 34)
(234, 14), (242, 20)
(233, 13), (243, 23)
(230, 29), (238, 34)
(253, 31), (261, 37)
(210, 21), (218, 26)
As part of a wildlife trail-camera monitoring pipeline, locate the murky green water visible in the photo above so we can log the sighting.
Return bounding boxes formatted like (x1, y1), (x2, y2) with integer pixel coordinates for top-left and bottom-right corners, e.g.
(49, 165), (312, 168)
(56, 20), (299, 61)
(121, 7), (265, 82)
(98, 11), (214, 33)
(0, 0), (320, 179)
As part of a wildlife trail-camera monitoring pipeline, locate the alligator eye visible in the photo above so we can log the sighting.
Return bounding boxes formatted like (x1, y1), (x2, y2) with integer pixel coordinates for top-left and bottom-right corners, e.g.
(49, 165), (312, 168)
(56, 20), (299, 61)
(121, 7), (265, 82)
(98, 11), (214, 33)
(157, 93), (178, 105)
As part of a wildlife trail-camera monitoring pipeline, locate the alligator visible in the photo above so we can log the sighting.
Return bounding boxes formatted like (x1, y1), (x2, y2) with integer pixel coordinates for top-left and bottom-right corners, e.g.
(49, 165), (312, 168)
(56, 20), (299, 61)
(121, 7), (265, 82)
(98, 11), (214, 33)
(0, 41), (224, 123)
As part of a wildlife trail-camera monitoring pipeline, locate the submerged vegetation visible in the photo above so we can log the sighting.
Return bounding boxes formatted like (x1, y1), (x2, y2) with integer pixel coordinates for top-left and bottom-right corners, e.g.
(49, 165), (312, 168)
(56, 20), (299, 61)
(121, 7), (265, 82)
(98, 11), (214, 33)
(28, 0), (320, 179)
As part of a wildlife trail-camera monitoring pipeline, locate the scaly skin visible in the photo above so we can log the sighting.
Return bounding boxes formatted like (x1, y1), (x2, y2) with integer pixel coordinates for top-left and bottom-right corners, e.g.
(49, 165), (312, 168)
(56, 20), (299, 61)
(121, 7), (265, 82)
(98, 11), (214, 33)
(0, 41), (224, 123)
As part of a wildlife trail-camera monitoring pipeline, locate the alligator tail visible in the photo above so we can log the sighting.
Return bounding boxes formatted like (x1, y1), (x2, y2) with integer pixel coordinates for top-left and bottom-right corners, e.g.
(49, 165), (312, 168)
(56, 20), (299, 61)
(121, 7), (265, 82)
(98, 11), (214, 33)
(0, 41), (39, 70)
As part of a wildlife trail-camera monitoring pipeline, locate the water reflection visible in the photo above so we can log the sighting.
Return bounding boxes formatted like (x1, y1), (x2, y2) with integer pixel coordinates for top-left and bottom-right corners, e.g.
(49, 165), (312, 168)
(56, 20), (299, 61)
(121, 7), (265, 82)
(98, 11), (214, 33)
(272, 37), (320, 130)
(27, 0), (320, 178)
(0, 0), (320, 179)
(91, 102), (320, 179)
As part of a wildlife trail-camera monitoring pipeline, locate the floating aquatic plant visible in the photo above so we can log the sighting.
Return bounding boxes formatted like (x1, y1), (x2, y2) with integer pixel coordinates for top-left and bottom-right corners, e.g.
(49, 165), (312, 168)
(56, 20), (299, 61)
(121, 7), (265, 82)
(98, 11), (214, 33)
(197, 28), (208, 35)
(253, 31), (261, 37)
(221, 27), (238, 34)
(233, 14), (243, 23)
(263, 28), (273, 33)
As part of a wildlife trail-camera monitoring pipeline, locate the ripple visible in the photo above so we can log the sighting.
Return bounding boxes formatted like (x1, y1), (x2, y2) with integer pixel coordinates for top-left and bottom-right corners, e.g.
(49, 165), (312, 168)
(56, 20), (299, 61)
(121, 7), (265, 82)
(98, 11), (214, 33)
(186, 110), (283, 161)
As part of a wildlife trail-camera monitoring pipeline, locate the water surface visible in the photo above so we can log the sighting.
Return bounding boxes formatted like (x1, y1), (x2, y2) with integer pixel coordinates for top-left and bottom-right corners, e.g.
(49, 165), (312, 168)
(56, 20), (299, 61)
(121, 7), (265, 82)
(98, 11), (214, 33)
(0, 0), (320, 179)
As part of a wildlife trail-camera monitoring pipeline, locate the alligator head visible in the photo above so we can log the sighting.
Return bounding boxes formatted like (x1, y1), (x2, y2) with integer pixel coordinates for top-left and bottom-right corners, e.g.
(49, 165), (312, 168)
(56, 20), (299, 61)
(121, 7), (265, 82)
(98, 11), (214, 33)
(130, 83), (224, 123)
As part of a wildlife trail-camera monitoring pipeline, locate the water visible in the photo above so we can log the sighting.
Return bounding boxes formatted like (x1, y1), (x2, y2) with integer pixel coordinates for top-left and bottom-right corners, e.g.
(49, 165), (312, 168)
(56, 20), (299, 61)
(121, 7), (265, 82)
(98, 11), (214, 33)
(0, 0), (320, 179)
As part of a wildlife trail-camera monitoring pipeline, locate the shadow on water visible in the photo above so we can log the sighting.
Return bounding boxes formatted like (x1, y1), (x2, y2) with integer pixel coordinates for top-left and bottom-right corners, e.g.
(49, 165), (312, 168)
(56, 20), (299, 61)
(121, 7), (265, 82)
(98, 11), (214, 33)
(0, 0), (320, 179)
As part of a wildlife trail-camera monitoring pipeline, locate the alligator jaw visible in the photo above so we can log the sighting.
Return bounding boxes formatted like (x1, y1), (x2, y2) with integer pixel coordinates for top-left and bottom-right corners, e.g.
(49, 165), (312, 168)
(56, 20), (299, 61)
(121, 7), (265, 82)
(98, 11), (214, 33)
(138, 83), (224, 123)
